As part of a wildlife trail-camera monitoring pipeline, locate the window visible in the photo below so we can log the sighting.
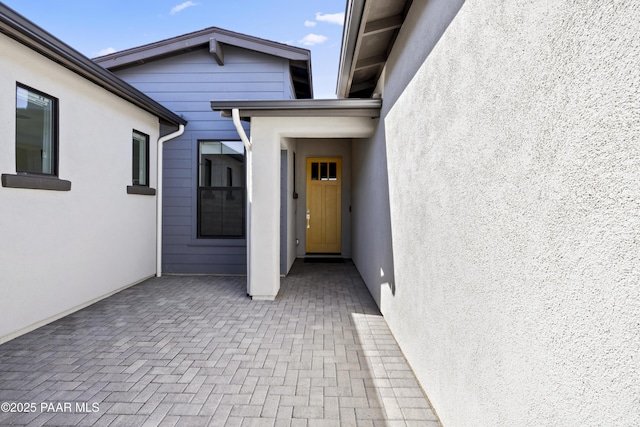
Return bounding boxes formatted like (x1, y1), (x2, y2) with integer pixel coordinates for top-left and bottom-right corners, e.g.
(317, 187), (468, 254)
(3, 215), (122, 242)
(198, 140), (245, 238)
(132, 130), (149, 186)
(2, 83), (70, 191)
(15, 84), (58, 175)
(310, 160), (338, 181)
(126, 130), (155, 195)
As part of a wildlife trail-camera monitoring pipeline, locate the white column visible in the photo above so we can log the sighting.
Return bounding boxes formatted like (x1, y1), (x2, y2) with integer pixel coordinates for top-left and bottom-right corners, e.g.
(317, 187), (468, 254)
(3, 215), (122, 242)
(247, 120), (280, 300)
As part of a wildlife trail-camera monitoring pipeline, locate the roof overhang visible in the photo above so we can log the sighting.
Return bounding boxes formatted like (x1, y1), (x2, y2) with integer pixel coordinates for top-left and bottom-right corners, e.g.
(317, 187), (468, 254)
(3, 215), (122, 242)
(0, 4), (186, 128)
(210, 99), (382, 119)
(95, 27), (313, 99)
(337, 0), (413, 98)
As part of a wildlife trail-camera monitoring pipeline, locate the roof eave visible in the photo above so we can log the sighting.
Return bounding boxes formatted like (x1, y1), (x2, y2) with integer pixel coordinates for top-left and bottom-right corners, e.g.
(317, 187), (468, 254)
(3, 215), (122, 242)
(210, 99), (382, 119)
(336, 0), (366, 99)
(336, 0), (413, 99)
(94, 27), (311, 67)
(94, 27), (314, 99)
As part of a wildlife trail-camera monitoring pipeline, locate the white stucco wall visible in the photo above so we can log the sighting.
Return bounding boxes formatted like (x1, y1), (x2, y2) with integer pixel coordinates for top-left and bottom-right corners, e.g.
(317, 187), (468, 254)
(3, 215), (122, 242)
(351, 115), (395, 307)
(376, 1), (640, 425)
(0, 35), (161, 343)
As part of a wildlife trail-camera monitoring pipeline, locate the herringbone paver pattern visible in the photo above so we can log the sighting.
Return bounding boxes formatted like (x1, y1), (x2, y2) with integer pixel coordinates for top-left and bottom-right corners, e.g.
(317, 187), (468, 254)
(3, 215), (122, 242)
(0, 260), (439, 426)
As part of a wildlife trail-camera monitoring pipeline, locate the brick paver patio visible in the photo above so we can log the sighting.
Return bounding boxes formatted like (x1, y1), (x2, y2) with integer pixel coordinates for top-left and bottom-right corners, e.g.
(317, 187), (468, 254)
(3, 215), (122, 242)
(0, 260), (439, 426)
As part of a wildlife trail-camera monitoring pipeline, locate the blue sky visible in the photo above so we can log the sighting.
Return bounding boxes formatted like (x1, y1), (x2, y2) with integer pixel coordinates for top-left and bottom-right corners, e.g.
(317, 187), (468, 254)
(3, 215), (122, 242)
(3, 0), (347, 98)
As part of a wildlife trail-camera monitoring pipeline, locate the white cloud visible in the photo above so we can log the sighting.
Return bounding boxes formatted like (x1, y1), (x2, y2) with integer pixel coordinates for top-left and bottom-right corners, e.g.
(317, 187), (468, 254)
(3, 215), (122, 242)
(170, 1), (198, 15)
(304, 20), (317, 27)
(299, 33), (328, 46)
(96, 47), (116, 56)
(315, 12), (345, 25)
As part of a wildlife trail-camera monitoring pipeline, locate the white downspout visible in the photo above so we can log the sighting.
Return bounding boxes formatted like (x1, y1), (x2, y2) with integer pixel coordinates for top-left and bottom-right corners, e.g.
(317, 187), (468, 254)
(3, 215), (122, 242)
(231, 109), (253, 294)
(232, 108), (251, 150)
(156, 124), (185, 277)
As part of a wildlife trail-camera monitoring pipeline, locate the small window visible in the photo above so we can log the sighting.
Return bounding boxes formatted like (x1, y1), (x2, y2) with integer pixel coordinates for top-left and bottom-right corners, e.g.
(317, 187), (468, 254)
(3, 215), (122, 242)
(16, 84), (58, 175)
(310, 161), (338, 181)
(198, 140), (245, 238)
(329, 162), (337, 180)
(132, 130), (149, 186)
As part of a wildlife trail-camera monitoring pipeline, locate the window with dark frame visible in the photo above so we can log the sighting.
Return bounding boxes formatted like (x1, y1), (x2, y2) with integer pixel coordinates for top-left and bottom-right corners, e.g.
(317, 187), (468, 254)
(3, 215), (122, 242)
(132, 130), (149, 186)
(198, 140), (245, 238)
(15, 84), (58, 175)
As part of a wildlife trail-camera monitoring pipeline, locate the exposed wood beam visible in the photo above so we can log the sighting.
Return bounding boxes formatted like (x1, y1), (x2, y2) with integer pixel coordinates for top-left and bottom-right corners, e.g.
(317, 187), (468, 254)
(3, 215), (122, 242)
(292, 75), (308, 84)
(209, 39), (224, 66)
(350, 80), (376, 94)
(363, 15), (403, 36)
(355, 54), (386, 71)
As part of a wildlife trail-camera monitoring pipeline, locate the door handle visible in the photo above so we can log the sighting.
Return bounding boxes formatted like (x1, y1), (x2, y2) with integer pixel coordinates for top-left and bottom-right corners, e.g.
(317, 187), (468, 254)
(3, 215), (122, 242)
(306, 210), (310, 229)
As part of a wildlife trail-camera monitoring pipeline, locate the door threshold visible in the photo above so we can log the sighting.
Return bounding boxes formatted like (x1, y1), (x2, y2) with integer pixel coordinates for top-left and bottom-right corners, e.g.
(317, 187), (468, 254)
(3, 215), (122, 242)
(303, 255), (345, 263)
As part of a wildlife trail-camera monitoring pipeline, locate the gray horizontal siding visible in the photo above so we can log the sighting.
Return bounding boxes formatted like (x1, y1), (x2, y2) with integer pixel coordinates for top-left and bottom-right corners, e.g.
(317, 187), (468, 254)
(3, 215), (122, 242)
(163, 168), (191, 179)
(163, 197), (190, 207)
(163, 158), (191, 169)
(163, 244), (245, 255)
(172, 112), (248, 122)
(111, 45), (289, 274)
(169, 121), (249, 133)
(148, 92), (291, 102)
(162, 235), (191, 245)
(164, 263), (247, 275)
(121, 72), (285, 84)
(117, 59), (284, 74)
(166, 254), (246, 265)
(129, 82), (285, 93)
(163, 215), (192, 226)
(164, 206), (191, 216)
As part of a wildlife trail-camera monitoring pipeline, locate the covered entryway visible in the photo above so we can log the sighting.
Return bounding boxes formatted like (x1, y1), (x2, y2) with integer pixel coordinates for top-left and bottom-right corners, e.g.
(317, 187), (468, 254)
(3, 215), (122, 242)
(210, 99), (381, 300)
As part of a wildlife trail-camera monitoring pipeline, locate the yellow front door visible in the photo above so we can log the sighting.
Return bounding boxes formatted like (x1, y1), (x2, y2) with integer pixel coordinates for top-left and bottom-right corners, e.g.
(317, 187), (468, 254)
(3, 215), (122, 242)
(306, 157), (341, 253)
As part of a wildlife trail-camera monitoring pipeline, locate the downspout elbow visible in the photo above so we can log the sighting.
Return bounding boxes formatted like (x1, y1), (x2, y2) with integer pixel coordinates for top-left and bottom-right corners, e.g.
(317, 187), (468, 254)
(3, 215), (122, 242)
(158, 124), (185, 146)
(232, 108), (251, 151)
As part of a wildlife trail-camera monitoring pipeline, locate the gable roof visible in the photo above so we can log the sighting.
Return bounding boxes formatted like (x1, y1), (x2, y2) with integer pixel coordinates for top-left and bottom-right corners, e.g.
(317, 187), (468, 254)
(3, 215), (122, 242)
(337, 0), (413, 98)
(94, 27), (314, 100)
(0, 3), (186, 128)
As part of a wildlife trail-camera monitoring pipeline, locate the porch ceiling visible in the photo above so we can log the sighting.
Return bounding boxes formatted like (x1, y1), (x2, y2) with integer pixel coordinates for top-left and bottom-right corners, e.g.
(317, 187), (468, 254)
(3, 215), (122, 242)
(337, 0), (414, 99)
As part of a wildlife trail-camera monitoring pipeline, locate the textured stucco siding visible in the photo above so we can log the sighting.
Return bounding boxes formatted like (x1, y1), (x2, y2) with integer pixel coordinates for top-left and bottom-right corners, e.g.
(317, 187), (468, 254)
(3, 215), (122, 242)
(0, 34), (160, 343)
(351, 120), (395, 306)
(378, 0), (640, 425)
